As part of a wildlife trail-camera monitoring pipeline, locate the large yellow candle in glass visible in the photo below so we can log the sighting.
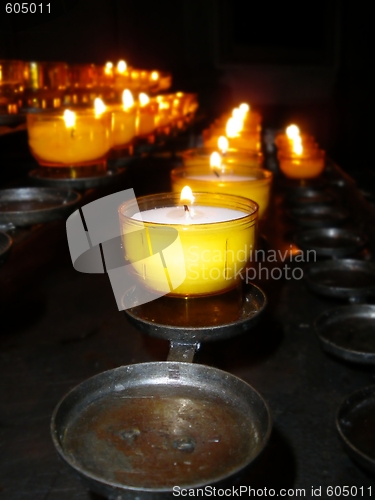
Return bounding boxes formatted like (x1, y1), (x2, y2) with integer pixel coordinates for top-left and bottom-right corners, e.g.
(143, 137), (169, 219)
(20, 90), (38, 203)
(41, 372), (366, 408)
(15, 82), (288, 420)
(171, 155), (272, 218)
(26, 98), (112, 167)
(119, 190), (258, 297)
(110, 89), (137, 149)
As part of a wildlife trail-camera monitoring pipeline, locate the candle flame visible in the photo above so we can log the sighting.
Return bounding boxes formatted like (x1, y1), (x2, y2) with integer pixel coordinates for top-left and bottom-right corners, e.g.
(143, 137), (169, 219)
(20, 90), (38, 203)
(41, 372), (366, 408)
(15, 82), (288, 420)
(104, 62), (113, 76)
(286, 124), (300, 140)
(139, 92), (150, 107)
(117, 60), (127, 73)
(293, 136), (303, 155)
(94, 97), (106, 117)
(150, 71), (159, 81)
(122, 89), (134, 110)
(239, 102), (250, 114)
(63, 109), (76, 129)
(226, 117), (241, 138)
(232, 107), (242, 120)
(218, 136), (229, 154)
(180, 186), (195, 204)
(210, 151), (222, 170)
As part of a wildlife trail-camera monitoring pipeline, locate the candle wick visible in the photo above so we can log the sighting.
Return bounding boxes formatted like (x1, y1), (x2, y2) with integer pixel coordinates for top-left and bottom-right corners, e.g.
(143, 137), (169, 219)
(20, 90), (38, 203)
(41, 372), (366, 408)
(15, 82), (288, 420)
(71, 128), (75, 138)
(213, 168), (221, 178)
(184, 204), (190, 212)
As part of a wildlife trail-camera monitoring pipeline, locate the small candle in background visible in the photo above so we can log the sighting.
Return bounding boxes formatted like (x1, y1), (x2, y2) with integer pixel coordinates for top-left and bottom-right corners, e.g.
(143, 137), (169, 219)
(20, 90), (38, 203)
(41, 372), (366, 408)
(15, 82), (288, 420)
(171, 153), (272, 218)
(110, 89), (137, 149)
(26, 98), (112, 167)
(136, 92), (158, 137)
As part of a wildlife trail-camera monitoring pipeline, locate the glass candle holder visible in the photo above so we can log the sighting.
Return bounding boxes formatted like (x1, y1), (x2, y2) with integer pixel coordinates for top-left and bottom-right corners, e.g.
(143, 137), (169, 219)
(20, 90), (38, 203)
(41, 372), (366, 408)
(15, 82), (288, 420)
(119, 192), (258, 297)
(136, 100), (158, 137)
(26, 107), (112, 171)
(0, 60), (24, 113)
(204, 128), (261, 152)
(181, 148), (264, 169)
(109, 103), (137, 149)
(278, 149), (326, 179)
(171, 164), (272, 219)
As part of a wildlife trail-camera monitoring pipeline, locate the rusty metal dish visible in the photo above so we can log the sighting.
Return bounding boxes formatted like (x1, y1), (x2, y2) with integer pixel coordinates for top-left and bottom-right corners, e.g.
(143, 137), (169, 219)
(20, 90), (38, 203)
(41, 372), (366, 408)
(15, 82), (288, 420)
(51, 362), (271, 499)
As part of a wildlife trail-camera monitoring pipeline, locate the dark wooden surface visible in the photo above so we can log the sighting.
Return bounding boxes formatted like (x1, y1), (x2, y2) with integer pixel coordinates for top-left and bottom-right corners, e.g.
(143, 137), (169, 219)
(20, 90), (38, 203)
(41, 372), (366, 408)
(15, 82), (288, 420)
(1, 144), (375, 499)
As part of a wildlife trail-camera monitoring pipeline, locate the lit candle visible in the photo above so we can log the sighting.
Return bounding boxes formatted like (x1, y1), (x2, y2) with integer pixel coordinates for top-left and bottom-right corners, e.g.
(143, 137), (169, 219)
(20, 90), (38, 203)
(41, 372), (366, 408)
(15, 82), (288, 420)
(136, 92), (158, 136)
(110, 89), (137, 149)
(171, 160), (272, 218)
(26, 99), (112, 167)
(119, 190), (258, 296)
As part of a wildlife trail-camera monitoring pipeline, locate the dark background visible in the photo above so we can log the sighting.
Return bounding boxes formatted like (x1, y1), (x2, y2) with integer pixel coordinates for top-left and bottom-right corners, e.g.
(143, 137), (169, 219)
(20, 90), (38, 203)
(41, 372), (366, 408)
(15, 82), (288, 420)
(0, 0), (374, 174)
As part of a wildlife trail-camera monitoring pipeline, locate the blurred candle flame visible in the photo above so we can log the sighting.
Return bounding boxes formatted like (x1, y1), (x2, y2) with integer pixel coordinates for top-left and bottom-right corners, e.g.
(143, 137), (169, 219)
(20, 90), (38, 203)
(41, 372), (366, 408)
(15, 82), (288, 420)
(117, 60), (127, 74)
(122, 89), (134, 110)
(218, 136), (229, 154)
(63, 109), (76, 129)
(293, 136), (303, 155)
(180, 186), (195, 204)
(94, 97), (106, 117)
(139, 92), (150, 107)
(210, 151), (222, 169)
(286, 124), (300, 140)
(226, 117), (241, 138)
(239, 102), (250, 114)
(104, 62), (113, 76)
(150, 71), (159, 81)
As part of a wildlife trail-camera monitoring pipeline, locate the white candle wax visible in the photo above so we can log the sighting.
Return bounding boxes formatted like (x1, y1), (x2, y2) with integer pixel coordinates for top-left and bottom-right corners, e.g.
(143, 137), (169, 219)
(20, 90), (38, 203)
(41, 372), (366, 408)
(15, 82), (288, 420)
(187, 174), (257, 182)
(132, 206), (247, 225)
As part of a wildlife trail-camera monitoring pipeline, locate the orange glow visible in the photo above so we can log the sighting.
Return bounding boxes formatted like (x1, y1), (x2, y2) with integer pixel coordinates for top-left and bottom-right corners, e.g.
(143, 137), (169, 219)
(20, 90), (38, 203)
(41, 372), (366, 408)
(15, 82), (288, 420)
(150, 71), (159, 81)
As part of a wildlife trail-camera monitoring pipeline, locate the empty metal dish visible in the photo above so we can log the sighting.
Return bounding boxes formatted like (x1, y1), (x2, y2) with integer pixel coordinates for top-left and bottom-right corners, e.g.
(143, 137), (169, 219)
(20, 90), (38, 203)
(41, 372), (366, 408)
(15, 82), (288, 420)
(337, 385), (375, 474)
(0, 187), (81, 226)
(295, 228), (366, 258)
(304, 259), (375, 302)
(287, 206), (349, 228)
(315, 305), (375, 363)
(51, 362), (271, 499)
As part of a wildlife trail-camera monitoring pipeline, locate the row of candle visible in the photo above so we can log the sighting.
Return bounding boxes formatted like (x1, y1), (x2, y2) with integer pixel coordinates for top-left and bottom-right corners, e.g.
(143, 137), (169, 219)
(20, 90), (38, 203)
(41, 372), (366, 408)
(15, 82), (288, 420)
(27, 91), (198, 168)
(119, 102), (273, 298)
(275, 124), (325, 179)
(0, 59), (171, 113)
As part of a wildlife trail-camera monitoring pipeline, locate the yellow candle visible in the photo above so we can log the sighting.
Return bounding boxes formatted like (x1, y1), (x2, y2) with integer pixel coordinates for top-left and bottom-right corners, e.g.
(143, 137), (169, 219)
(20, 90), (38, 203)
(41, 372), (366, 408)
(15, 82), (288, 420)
(119, 192), (258, 297)
(181, 147), (264, 169)
(136, 92), (158, 136)
(26, 102), (112, 167)
(110, 89), (137, 149)
(171, 163), (272, 219)
(278, 150), (325, 179)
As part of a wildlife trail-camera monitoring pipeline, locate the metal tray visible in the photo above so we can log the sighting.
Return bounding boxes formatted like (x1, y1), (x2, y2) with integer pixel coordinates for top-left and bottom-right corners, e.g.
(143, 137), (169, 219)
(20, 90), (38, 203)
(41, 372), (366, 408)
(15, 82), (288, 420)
(285, 188), (335, 207)
(295, 228), (366, 258)
(0, 187), (81, 226)
(337, 385), (375, 474)
(124, 283), (267, 343)
(29, 167), (125, 190)
(315, 305), (375, 363)
(51, 362), (271, 499)
(304, 259), (375, 302)
(287, 205), (349, 228)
